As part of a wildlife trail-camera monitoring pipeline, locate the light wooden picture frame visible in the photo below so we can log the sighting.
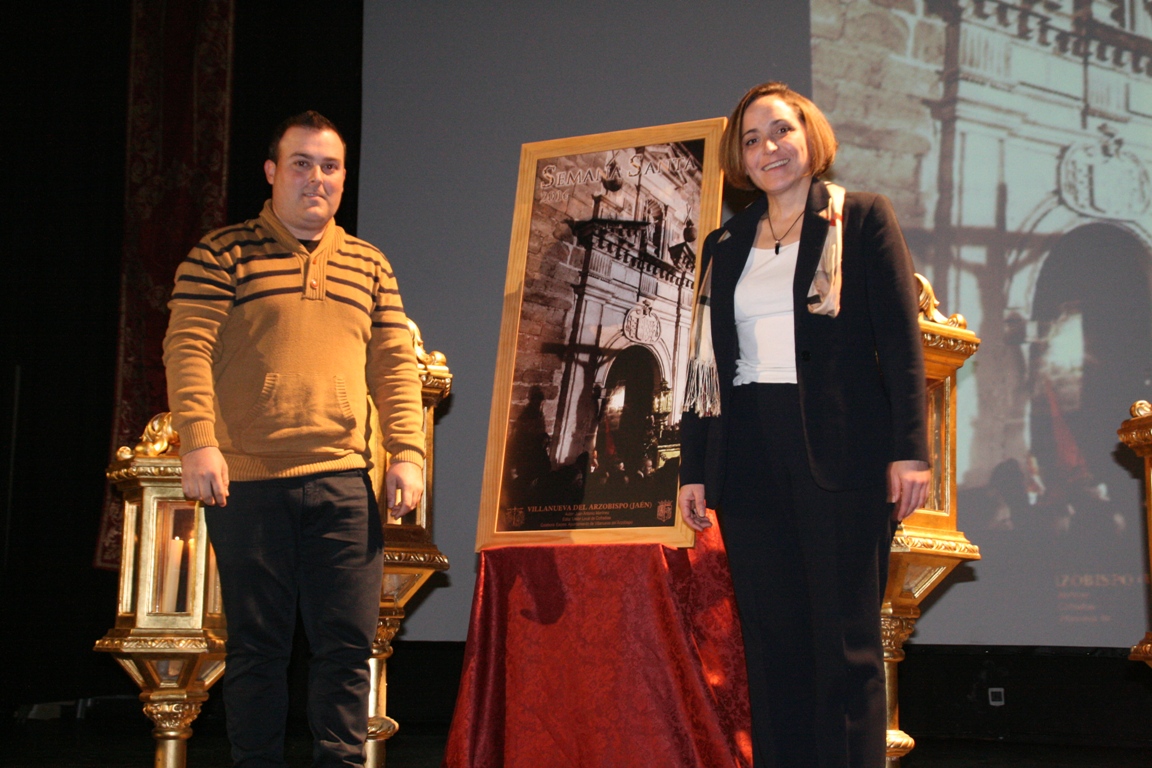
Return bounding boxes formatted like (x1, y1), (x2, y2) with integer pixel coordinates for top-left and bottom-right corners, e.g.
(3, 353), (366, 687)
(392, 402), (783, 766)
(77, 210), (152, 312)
(476, 118), (726, 550)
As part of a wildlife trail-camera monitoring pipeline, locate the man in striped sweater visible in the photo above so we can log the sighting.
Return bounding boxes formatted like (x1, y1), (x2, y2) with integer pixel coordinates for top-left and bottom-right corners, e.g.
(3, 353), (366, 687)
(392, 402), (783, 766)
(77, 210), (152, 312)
(163, 111), (424, 767)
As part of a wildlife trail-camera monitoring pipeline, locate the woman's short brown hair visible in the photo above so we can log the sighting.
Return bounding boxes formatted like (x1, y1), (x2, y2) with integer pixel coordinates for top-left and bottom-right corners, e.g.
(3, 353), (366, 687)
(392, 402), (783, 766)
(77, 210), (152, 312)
(720, 82), (838, 191)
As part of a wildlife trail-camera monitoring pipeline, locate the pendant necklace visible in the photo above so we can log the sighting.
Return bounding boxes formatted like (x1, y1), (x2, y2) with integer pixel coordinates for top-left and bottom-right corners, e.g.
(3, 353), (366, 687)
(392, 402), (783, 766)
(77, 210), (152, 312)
(766, 206), (805, 254)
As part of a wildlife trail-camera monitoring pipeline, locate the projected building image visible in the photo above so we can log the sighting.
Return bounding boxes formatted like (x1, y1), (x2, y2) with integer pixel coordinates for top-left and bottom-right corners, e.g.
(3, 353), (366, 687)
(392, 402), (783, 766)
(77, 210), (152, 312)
(812, 0), (1152, 646)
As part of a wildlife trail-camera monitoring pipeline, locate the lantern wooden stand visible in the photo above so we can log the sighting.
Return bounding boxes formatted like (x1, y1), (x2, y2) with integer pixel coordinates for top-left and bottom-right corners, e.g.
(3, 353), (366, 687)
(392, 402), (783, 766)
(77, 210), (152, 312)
(364, 320), (452, 768)
(95, 413), (226, 768)
(1117, 400), (1152, 667)
(882, 277), (982, 766)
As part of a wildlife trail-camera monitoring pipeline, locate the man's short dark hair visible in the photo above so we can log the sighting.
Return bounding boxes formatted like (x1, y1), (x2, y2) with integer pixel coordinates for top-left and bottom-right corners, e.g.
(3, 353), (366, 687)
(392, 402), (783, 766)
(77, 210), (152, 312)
(268, 111), (346, 162)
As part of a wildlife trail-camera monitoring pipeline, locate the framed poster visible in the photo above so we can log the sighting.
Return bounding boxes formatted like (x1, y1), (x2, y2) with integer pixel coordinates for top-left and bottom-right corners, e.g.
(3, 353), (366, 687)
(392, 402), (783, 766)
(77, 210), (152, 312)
(476, 118), (726, 550)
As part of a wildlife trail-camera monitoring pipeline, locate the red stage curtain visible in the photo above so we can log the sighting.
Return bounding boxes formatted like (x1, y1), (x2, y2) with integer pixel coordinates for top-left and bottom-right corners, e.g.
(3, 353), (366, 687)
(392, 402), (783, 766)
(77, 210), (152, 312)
(444, 516), (753, 767)
(95, 0), (234, 569)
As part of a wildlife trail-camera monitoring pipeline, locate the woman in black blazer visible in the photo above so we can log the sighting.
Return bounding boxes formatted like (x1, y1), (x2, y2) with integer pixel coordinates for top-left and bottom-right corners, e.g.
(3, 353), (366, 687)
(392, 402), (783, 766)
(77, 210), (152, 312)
(678, 82), (930, 768)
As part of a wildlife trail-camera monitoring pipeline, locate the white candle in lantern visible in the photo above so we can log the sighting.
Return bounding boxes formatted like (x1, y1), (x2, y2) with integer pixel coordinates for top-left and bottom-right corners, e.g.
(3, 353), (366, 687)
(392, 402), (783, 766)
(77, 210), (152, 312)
(161, 537), (183, 613)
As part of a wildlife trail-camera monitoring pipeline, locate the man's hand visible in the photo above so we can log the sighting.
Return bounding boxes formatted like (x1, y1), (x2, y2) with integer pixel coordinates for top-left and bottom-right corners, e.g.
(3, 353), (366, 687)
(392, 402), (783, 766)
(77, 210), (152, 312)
(677, 482), (712, 532)
(181, 446), (229, 507)
(888, 459), (931, 522)
(385, 461), (424, 520)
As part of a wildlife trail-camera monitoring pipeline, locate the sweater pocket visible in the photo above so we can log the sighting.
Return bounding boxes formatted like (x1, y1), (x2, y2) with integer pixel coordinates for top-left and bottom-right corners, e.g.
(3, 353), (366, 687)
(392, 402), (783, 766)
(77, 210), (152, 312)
(235, 373), (360, 457)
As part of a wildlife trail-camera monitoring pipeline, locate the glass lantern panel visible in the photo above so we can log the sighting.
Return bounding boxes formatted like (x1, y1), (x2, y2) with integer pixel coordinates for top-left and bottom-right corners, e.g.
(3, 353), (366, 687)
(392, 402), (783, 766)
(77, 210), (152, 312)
(381, 572), (421, 603)
(926, 379), (948, 513)
(118, 500), (139, 616)
(152, 501), (198, 614)
(115, 657), (146, 688)
(152, 659), (185, 685)
(198, 660), (225, 686)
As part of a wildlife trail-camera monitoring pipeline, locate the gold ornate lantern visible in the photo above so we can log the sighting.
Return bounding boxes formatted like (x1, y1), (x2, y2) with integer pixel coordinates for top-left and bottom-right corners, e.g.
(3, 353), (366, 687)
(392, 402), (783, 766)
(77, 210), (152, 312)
(95, 413), (226, 768)
(1117, 399), (1152, 667)
(363, 320), (452, 767)
(882, 277), (982, 766)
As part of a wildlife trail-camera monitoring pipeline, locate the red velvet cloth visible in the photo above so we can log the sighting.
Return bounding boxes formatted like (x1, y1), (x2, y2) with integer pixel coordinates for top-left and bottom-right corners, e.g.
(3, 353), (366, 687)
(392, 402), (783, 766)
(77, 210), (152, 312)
(444, 516), (752, 767)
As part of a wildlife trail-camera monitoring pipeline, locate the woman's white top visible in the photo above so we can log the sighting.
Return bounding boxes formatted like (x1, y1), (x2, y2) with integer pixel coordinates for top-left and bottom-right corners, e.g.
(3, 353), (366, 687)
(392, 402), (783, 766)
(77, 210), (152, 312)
(733, 242), (799, 385)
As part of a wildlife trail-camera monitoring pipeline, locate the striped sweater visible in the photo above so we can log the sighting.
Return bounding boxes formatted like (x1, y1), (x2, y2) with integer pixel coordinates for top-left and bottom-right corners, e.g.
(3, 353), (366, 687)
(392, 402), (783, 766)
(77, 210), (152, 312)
(163, 200), (425, 481)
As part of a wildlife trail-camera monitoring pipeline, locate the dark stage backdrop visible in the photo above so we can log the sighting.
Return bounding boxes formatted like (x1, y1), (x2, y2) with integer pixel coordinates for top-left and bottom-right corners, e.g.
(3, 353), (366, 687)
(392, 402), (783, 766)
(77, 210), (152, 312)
(96, 0), (235, 571)
(2, 0), (365, 710)
(4, 1), (133, 709)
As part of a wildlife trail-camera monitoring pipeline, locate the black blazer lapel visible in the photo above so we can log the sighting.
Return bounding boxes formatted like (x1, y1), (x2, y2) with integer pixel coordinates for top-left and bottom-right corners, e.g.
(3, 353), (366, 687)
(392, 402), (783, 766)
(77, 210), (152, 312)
(710, 196), (765, 386)
(713, 195), (764, 286)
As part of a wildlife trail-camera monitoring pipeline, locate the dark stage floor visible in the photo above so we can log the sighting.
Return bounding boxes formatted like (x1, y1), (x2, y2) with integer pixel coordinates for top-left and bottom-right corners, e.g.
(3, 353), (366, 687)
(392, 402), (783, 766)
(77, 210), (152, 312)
(3, 699), (1151, 767)
(0, 698), (445, 768)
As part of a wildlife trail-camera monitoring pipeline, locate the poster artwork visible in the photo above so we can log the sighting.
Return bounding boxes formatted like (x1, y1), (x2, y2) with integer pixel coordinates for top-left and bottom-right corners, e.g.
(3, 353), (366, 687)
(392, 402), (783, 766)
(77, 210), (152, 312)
(477, 120), (725, 549)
